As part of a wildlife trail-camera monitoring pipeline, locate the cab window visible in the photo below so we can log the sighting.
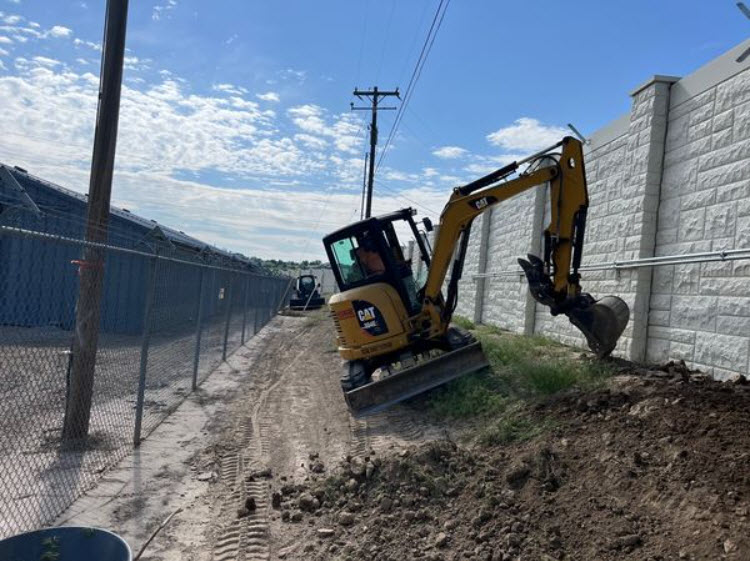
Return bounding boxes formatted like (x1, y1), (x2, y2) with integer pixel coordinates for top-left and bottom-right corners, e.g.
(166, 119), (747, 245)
(331, 237), (366, 285)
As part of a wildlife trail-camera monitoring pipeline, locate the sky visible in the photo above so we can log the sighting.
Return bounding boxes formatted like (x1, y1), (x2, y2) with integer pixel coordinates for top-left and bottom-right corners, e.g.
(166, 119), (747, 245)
(0, 1), (747, 260)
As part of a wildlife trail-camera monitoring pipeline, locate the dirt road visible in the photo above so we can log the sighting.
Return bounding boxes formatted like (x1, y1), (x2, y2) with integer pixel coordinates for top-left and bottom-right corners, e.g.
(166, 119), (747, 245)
(125, 311), (442, 561)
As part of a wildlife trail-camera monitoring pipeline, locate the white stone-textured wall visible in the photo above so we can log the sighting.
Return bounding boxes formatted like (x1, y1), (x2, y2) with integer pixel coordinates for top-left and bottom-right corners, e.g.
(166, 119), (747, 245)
(646, 67), (750, 378)
(453, 215), (483, 320)
(481, 190), (540, 334)
(452, 39), (750, 378)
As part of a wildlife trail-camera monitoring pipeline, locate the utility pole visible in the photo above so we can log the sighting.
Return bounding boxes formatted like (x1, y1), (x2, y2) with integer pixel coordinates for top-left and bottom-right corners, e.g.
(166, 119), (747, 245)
(351, 87), (399, 218)
(63, 0), (129, 441)
(360, 153), (368, 220)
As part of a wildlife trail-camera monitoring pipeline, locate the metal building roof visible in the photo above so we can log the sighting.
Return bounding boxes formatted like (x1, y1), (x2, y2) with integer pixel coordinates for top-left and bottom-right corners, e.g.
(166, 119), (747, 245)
(0, 163), (269, 274)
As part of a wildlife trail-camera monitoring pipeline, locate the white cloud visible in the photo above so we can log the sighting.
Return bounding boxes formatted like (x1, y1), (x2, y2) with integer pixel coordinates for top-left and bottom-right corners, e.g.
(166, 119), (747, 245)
(422, 167), (439, 178)
(152, 0), (178, 21)
(31, 55), (60, 67)
(432, 145), (467, 159)
(48, 25), (72, 38)
(212, 82), (248, 96)
(487, 117), (567, 152)
(0, 36), (12, 44)
(0, 50), (448, 260)
(73, 38), (101, 51)
(0, 47), (8, 56)
(224, 33), (238, 45)
(287, 104), (363, 155)
(0, 59), (5, 70)
(3, 15), (21, 24)
(256, 91), (279, 102)
(439, 175), (462, 184)
(279, 68), (306, 83)
(294, 133), (327, 150)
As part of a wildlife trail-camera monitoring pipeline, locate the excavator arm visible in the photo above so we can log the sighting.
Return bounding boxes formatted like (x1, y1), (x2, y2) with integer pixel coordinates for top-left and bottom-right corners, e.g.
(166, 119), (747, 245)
(421, 136), (629, 357)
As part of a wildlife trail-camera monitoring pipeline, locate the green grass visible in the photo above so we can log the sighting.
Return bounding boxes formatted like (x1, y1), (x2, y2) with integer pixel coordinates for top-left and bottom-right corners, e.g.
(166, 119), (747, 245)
(479, 411), (548, 446)
(427, 323), (612, 442)
(452, 315), (476, 330)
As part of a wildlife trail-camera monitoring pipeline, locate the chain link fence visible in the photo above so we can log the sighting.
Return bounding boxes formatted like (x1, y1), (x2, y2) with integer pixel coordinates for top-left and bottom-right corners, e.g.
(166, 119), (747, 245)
(0, 224), (290, 538)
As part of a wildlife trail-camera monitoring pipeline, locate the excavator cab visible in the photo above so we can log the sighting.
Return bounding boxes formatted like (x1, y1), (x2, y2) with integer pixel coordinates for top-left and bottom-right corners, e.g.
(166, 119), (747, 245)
(325, 209), (429, 319)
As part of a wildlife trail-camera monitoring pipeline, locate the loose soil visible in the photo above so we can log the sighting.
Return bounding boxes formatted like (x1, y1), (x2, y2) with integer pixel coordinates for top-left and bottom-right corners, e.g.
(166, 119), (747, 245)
(101, 312), (750, 561)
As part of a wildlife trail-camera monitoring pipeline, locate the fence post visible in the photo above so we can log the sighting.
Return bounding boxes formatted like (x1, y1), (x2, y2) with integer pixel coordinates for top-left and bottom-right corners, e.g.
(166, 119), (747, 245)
(133, 256), (158, 446)
(222, 275), (234, 361)
(253, 278), (260, 335)
(191, 267), (206, 390)
(241, 275), (249, 345)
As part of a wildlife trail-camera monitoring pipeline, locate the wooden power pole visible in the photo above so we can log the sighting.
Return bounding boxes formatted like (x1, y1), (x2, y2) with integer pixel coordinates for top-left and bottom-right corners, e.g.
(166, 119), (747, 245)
(351, 87), (399, 218)
(63, 0), (130, 440)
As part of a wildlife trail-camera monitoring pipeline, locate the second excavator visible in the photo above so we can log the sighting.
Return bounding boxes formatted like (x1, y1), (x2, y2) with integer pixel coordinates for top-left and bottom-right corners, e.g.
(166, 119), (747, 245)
(322, 137), (630, 416)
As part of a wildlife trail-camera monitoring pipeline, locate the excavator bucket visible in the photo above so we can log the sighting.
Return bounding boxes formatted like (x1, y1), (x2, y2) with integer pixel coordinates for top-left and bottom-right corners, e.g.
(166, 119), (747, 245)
(344, 342), (489, 417)
(564, 295), (630, 358)
(519, 255), (630, 358)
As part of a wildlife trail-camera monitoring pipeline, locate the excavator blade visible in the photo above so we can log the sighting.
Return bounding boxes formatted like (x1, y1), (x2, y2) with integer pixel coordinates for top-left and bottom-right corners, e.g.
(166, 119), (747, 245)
(289, 297), (325, 310)
(564, 295), (630, 358)
(344, 342), (489, 417)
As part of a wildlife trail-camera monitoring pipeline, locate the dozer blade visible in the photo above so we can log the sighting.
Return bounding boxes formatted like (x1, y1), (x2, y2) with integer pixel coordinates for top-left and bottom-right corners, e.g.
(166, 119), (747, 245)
(564, 295), (630, 358)
(289, 297), (325, 310)
(344, 342), (489, 417)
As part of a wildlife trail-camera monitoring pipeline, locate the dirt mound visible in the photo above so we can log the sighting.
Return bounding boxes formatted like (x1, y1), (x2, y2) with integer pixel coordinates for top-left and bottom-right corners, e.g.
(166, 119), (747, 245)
(272, 371), (750, 561)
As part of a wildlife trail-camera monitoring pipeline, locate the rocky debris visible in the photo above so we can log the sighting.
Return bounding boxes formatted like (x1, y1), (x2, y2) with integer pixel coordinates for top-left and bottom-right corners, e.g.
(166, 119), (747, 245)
(298, 492), (319, 513)
(196, 471), (216, 482)
(611, 534), (642, 551)
(316, 528), (335, 539)
(434, 531), (448, 548)
(271, 491), (282, 508)
(237, 498), (257, 519)
(270, 369), (750, 561)
(249, 468), (273, 479)
(338, 511), (355, 526)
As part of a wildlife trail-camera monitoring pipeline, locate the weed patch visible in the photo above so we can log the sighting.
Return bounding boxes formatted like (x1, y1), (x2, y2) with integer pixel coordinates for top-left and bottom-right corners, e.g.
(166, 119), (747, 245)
(428, 325), (612, 434)
(452, 315), (476, 330)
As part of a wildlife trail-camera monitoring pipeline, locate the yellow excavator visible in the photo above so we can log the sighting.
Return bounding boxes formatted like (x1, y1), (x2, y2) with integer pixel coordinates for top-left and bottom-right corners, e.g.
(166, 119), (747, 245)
(323, 137), (629, 416)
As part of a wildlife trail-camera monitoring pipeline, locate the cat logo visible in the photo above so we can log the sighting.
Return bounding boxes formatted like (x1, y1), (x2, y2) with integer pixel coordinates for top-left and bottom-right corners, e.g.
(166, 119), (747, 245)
(352, 300), (388, 336)
(471, 197), (489, 210)
(357, 307), (377, 323)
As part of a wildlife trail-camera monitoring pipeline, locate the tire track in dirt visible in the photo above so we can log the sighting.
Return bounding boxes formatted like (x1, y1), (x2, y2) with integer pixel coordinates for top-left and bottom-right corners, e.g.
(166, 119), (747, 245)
(211, 317), (311, 561)
(209, 314), (449, 560)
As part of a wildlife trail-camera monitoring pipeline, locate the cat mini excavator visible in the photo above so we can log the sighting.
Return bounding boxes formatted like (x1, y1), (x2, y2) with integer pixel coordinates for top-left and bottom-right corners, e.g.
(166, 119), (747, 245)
(323, 137), (629, 416)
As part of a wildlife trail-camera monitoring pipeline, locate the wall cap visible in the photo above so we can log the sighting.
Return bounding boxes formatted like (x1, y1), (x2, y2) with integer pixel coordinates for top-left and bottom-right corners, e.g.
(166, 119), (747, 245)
(630, 75), (681, 97)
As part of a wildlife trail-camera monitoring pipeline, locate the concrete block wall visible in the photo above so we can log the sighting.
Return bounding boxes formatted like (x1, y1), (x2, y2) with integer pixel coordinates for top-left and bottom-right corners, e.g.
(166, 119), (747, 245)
(645, 42), (750, 379)
(453, 38), (750, 378)
(480, 189), (542, 335)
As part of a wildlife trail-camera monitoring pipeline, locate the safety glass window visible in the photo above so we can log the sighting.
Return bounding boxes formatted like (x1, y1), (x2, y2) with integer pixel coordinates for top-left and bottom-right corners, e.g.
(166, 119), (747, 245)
(331, 237), (365, 285)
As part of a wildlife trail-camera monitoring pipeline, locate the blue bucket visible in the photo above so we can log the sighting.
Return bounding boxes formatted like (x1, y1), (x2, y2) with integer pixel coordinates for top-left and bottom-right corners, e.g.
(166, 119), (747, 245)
(0, 526), (132, 561)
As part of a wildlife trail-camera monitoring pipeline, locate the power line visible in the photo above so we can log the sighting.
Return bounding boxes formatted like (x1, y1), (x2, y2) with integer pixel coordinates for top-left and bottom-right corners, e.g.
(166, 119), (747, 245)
(374, 0), (397, 83)
(354, 0), (370, 84)
(376, 0), (451, 173)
